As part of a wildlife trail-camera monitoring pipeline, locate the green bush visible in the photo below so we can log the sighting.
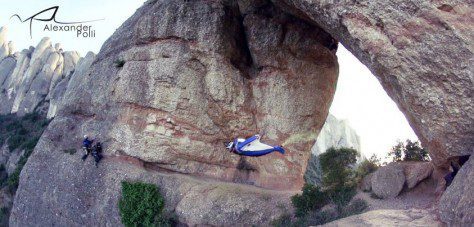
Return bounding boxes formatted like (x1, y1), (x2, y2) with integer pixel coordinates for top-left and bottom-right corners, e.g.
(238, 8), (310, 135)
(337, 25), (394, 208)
(328, 185), (357, 208)
(7, 169), (20, 193)
(21, 137), (40, 151)
(355, 154), (380, 184)
(284, 147), (367, 226)
(118, 181), (168, 227)
(340, 198), (368, 218)
(303, 209), (339, 226)
(291, 184), (329, 217)
(5, 121), (22, 131)
(8, 135), (27, 152)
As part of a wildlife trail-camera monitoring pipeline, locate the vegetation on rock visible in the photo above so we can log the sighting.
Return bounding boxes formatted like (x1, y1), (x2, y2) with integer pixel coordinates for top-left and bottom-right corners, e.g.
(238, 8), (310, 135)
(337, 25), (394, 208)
(119, 181), (173, 227)
(0, 112), (50, 224)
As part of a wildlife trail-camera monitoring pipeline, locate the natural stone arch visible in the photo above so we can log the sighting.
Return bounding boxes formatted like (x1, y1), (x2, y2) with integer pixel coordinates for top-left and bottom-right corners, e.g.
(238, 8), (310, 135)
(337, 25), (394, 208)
(276, 0), (474, 166)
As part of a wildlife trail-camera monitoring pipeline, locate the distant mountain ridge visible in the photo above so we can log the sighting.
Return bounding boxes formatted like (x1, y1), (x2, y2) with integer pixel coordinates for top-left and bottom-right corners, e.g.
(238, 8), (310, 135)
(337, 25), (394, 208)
(0, 26), (95, 118)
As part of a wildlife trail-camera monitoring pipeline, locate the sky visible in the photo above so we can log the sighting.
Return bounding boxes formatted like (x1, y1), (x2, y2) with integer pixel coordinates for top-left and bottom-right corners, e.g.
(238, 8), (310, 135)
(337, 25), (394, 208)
(0, 0), (418, 159)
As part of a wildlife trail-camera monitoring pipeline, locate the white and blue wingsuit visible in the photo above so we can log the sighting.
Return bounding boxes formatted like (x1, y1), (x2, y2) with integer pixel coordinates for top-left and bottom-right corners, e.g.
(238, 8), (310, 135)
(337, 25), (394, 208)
(225, 134), (285, 157)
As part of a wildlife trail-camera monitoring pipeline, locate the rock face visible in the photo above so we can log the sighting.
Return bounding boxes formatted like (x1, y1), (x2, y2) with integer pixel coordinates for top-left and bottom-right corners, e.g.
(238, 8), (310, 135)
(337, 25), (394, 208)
(371, 163), (406, 199)
(439, 156), (474, 224)
(312, 114), (361, 156)
(8, 0), (473, 225)
(271, 2), (472, 223)
(0, 27), (84, 118)
(276, 0), (474, 167)
(11, 0), (338, 225)
(321, 209), (442, 227)
(305, 114), (362, 185)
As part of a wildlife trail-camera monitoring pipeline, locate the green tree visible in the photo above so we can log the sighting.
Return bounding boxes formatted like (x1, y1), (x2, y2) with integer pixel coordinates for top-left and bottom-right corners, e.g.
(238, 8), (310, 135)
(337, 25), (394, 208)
(388, 140), (429, 162)
(404, 140), (429, 161)
(319, 147), (358, 190)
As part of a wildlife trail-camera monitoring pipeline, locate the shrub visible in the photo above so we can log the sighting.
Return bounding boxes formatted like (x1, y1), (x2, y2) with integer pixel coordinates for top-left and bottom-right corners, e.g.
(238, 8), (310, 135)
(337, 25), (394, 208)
(7, 169), (20, 193)
(0, 206), (9, 226)
(291, 184), (329, 217)
(8, 135), (27, 152)
(21, 136), (40, 151)
(118, 181), (167, 227)
(304, 209), (339, 226)
(114, 59), (126, 68)
(5, 121), (22, 131)
(340, 198), (368, 218)
(328, 185), (357, 208)
(355, 154), (380, 183)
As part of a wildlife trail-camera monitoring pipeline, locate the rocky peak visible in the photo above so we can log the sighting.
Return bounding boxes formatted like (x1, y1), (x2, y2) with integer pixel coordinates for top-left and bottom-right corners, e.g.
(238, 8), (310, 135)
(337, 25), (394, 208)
(0, 27), (92, 117)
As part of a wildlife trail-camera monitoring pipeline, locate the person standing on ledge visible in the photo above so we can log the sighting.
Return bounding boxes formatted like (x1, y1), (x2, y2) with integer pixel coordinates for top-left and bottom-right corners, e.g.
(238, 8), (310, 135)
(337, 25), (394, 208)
(81, 135), (94, 161)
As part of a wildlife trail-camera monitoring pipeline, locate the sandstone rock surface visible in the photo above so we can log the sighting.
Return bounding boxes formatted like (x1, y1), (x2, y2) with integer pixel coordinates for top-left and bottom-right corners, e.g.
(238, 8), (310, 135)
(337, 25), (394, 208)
(321, 209), (442, 227)
(10, 117), (292, 226)
(8, 0), (474, 225)
(11, 0), (338, 225)
(371, 163), (405, 199)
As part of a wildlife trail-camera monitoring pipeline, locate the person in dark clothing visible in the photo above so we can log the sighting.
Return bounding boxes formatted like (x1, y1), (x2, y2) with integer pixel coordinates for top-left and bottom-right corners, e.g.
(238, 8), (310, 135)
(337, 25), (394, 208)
(81, 135), (94, 161)
(444, 155), (471, 187)
(91, 142), (103, 167)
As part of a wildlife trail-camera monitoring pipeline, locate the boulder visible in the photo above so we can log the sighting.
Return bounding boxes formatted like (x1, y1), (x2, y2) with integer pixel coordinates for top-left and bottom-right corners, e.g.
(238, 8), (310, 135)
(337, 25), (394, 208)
(439, 156), (474, 225)
(404, 162), (433, 189)
(321, 209), (442, 227)
(371, 163), (405, 199)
